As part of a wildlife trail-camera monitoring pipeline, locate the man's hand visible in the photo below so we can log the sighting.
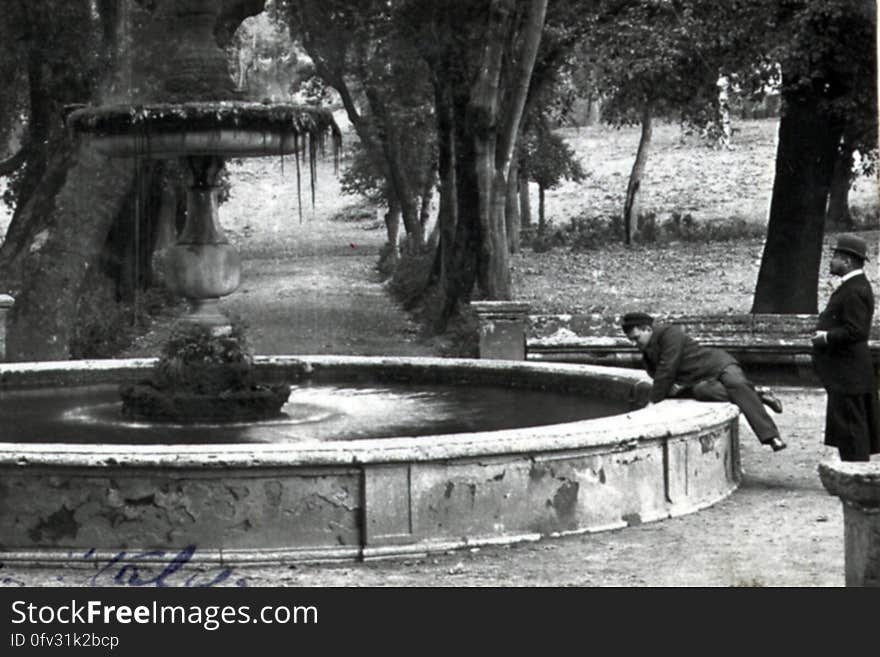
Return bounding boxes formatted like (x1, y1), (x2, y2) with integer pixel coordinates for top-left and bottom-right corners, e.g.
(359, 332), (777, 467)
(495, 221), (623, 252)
(812, 330), (828, 346)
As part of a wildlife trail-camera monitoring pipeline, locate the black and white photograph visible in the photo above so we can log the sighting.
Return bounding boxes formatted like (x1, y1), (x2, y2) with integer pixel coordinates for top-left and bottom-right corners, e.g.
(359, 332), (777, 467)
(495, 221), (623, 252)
(0, 0), (878, 596)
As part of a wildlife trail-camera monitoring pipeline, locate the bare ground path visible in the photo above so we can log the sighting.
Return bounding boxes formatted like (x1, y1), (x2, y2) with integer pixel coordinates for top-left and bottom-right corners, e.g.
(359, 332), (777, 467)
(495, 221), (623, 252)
(125, 156), (437, 358)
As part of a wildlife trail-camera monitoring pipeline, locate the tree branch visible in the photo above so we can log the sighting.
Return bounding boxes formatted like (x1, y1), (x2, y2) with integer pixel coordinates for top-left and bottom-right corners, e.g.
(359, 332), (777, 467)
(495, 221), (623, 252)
(0, 140), (29, 178)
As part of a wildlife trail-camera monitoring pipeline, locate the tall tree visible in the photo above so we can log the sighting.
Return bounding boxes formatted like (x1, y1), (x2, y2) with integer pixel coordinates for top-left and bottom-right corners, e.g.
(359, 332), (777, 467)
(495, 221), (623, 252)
(405, 0), (548, 324)
(752, 0), (877, 313)
(582, 1), (769, 245)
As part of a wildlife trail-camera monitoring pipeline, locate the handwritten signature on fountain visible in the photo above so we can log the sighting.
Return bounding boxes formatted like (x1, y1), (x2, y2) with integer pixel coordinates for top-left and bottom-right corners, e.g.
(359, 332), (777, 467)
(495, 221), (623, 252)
(0, 545), (247, 587)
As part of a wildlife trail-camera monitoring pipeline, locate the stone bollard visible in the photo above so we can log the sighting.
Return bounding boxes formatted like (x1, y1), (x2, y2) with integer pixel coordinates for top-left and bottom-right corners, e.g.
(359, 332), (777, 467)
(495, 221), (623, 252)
(818, 460), (880, 587)
(471, 301), (531, 360)
(0, 294), (13, 361)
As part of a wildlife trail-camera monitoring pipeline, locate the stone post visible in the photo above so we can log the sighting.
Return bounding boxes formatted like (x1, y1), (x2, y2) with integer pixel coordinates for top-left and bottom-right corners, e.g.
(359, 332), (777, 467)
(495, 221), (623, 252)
(818, 461), (880, 587)
(471, 301), (531, 360)
(0, 294), (13, 361)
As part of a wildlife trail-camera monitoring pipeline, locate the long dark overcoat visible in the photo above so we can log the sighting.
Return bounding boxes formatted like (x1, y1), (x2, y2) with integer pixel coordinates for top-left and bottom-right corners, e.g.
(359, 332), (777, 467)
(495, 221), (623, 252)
(812, 272), (880, 454)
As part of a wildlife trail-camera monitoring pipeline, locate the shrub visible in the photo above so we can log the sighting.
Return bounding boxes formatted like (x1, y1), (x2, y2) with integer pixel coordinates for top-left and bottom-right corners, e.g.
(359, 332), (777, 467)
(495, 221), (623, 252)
(849, 201), (880, 230)
(70, 282), (179, 358)
(526, 211), (766, 253)
(386, 243), (435, 311)
(437, 303), (479, 358)
(154, 321), (254, 393)
(524, 214), (622, 252)
(330, 202), (378, 224)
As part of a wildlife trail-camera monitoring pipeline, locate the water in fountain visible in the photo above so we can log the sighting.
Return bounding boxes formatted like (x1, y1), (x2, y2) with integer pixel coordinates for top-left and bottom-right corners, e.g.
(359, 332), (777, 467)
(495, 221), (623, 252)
(0, 379), (625, 445)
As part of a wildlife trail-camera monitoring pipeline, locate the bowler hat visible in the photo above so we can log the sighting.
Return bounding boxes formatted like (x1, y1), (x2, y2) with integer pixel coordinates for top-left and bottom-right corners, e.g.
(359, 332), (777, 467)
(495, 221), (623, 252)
(833, 234), (870, 261)
(621, 311), (654, 331)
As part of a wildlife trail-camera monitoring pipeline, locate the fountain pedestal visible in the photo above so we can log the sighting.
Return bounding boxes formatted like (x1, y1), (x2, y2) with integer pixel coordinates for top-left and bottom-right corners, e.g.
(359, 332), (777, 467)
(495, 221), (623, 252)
(818, 461), (880, 586)
(164, 155), (240, 328)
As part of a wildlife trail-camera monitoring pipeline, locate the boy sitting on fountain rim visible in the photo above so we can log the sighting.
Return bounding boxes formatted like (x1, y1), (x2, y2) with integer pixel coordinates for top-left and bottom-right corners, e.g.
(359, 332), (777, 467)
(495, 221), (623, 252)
(621, 311), (787, 452)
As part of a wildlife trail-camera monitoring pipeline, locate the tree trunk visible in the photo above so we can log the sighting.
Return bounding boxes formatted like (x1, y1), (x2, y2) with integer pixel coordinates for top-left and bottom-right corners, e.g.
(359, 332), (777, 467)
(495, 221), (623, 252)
(485, 169), (511, 298)
(6, 142), (135, 361)
(0, 42), (56, 258)
(717, 74), (732, 150)
(751, 84), (843, 314)
(506, 159), (520, 253)
(433, 76), (460, 329)
(623, 104), (652, 245)
(424, 0), (546, 325)
(384, 194), (402, 262)
(538, 185), (546, 233)
(418, 163), (434, 235)
(519, 177), (531, 228)
(825, 145), (854, 229)
(365, 86), (424, 249)
(468, 0), (510, 299)
(0, 140), (77, 293)
(447, 97), (482, 311)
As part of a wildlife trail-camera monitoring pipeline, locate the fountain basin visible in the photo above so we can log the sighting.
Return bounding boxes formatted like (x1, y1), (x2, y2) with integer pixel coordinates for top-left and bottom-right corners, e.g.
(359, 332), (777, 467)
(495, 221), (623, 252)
(0, 356), (740, 566)
(67, 102), (339, 158)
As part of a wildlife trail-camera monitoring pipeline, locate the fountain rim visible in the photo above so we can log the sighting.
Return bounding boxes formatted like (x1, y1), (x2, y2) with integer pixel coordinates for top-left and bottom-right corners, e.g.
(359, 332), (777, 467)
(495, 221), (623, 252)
(66, 101), (341, 158)
(68, 101), (339, 134)
(0, 355), (738, 468)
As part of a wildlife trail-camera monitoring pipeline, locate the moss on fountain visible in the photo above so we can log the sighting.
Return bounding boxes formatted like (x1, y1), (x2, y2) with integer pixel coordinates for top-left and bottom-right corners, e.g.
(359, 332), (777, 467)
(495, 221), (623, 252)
(68, 102), (340, 138)
(67, 102), (341, 159)
(119, 321), (291, 423)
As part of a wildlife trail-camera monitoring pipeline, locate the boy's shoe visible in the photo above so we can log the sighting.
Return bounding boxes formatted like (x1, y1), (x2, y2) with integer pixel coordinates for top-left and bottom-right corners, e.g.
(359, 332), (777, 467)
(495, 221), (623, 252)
(758, 387), (783, 414)
(768, 437), (787, 452)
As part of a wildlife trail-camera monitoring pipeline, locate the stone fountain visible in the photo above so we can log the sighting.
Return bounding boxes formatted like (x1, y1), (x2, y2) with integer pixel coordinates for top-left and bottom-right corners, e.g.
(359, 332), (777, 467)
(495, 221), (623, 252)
(0, 1), (743, 570)
(67, 0), (339, 422)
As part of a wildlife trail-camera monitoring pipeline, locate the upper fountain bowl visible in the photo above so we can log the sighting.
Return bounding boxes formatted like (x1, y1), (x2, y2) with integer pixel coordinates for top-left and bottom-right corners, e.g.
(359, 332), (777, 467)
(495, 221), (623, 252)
(67, 101), (340, 159)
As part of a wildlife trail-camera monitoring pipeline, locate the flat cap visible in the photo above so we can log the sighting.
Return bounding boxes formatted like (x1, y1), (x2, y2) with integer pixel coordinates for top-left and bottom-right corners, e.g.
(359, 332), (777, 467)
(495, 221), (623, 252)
(621, 312), (654, 331)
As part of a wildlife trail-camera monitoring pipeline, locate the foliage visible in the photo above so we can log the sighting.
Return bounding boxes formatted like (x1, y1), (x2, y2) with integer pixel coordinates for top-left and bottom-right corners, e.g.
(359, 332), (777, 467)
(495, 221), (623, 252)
(779, 0), (877, 169)
(340, 141), (389, 205)
(385, 242), (437, 311)
(154, 320), (255, 394)
(581, 1), (766, 133)
(0, 0), (103, 210)
(521, 123), (586, 192)
(70, 281), (179, 359)
(435, 305), (479, 359)
(526, 211), (769, 253)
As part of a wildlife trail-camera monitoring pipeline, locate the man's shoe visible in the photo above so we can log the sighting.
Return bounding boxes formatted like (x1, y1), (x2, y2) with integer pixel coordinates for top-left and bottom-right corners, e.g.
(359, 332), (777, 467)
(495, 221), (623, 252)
(758, 388), (783, 414)
(768, 437), (787, 452)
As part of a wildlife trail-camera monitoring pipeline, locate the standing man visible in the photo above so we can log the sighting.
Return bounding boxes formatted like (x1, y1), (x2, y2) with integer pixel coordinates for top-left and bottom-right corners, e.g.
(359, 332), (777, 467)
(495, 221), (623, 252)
(811, 234), (880, 462)
(621, 311), (786, 451)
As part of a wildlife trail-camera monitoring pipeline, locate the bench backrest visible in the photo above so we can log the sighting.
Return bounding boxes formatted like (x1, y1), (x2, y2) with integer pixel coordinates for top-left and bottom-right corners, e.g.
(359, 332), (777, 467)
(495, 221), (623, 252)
(528, 313), (880, 345)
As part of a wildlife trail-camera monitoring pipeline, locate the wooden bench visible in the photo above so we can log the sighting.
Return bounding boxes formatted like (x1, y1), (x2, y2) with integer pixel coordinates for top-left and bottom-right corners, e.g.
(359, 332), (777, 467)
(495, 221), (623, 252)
(471, 303), (880, 385)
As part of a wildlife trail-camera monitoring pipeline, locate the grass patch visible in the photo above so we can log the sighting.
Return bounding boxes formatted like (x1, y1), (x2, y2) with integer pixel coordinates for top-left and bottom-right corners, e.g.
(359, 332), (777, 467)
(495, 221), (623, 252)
(525, 210), (768, 253)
